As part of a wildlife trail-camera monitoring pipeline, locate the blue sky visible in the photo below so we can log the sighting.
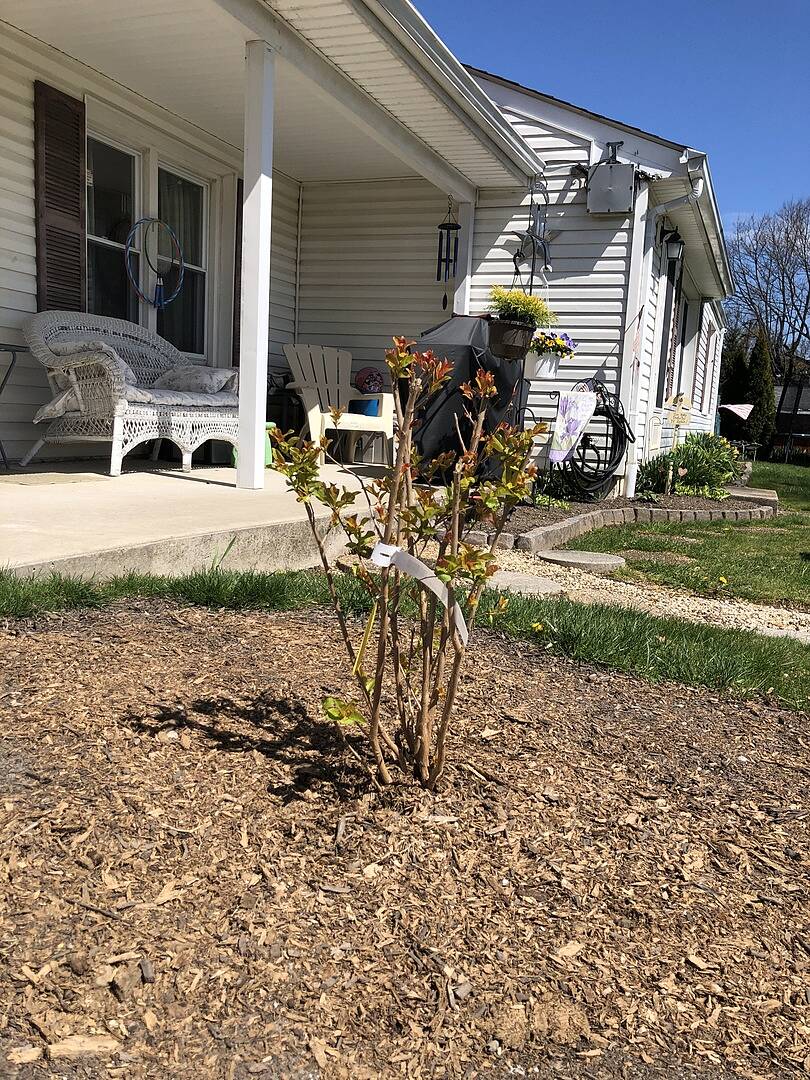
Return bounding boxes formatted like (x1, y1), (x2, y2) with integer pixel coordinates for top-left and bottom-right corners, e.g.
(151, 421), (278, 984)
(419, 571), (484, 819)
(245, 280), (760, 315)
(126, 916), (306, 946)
(417, 0), (810, 232)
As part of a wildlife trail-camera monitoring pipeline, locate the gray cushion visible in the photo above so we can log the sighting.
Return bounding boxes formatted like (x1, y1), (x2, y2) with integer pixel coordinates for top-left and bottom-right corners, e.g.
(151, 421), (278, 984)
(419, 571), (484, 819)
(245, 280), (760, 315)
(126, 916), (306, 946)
(123, 386), (238, 408)
(152, 364), (238, 394)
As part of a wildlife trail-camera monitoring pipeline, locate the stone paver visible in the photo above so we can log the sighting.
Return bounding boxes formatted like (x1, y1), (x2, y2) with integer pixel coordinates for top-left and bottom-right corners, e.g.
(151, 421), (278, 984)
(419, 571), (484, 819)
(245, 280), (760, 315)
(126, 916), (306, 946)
(489, 570), (566, 597)
(535, 550), (626, 572)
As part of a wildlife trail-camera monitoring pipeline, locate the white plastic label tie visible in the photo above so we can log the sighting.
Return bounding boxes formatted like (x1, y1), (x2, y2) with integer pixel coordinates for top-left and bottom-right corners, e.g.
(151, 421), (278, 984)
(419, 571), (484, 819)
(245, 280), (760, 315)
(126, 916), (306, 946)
(369, 542), (468, 646)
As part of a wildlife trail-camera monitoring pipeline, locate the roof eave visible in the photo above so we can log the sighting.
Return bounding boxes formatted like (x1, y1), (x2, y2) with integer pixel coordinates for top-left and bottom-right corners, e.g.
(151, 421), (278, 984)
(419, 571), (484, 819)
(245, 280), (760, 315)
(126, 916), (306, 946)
(361, 0), (546, 182)
(693, 156), (734, 298)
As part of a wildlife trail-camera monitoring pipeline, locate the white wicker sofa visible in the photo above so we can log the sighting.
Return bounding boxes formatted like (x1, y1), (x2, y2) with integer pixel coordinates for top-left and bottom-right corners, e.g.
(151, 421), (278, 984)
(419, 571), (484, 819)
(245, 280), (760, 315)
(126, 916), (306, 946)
(22, 311), (239, 475)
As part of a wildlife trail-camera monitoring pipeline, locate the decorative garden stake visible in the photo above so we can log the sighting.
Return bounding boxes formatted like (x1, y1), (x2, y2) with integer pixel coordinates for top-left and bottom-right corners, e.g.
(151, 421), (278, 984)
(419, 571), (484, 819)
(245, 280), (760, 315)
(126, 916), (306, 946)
(271, 337), (545, 789)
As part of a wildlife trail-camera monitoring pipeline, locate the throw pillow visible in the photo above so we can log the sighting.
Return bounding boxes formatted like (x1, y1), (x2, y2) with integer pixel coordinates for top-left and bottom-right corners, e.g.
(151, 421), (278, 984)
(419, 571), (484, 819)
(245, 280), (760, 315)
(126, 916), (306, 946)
(153, 364), (238, 394)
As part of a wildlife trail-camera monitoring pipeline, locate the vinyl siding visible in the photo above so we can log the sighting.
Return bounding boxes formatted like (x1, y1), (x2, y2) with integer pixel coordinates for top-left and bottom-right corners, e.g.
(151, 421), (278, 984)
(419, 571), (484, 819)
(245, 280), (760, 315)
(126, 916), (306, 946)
(653, 296), (721, 453)
(268, 174), (300, 376)
(296, 178), (448, 372)
(634, 241), (663, 460)
(470, 109), (632, 442)
(0, 44), (40, 459)
(688, 304), (721, 434)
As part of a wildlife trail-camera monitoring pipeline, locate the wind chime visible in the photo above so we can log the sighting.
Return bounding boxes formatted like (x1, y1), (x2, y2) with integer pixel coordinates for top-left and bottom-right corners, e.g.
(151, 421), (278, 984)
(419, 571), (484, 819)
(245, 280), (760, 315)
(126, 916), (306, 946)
(436, 197), (460, 310)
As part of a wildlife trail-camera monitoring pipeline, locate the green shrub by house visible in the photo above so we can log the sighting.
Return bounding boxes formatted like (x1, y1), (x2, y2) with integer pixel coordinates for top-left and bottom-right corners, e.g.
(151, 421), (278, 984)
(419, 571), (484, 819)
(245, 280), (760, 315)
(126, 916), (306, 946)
(637, 432), (742, 499)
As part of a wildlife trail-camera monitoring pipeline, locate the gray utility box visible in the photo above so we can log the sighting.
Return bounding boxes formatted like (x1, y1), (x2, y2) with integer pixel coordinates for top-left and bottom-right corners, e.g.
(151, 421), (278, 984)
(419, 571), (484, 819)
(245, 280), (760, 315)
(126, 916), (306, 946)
(586, 161), (636, 214)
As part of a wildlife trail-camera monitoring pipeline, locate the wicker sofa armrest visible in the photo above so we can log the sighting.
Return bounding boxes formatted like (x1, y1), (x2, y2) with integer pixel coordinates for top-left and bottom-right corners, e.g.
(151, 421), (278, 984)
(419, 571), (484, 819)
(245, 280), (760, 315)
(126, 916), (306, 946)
(46, 339), (132, 390)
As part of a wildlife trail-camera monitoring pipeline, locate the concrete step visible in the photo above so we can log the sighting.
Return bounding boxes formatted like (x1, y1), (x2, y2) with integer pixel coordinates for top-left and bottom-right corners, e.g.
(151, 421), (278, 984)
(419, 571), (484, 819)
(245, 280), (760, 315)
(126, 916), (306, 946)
(726, 486), (779, 510)
(535, 550), (625, 573)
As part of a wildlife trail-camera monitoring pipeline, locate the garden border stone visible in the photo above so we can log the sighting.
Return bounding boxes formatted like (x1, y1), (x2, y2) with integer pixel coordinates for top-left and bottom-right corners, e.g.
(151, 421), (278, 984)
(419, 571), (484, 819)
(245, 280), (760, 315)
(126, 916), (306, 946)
(503, 501), (776, 554)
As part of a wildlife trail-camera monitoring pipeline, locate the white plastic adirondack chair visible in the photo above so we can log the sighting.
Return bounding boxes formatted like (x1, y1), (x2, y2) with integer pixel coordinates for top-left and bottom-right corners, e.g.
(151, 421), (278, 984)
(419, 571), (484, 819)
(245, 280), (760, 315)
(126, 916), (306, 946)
(283, 344), (394, 465)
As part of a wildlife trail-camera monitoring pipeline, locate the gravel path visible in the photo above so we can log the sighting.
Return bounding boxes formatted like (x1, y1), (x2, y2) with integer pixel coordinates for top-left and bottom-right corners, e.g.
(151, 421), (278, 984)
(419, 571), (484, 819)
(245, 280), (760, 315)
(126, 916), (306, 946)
(494, 548), (810, 643)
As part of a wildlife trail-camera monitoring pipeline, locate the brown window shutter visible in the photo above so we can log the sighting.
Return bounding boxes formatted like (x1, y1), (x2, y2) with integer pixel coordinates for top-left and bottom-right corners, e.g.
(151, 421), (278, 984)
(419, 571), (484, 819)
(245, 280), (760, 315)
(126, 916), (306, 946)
(232, 177), (243, 366)
(33, 80), (86, 312)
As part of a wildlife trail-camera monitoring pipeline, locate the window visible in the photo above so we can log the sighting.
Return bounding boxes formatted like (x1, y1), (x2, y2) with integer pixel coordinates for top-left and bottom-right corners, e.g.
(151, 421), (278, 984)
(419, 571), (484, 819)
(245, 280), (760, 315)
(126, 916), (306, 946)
(86, 137), (138, 321)
(84, 123), (215, 358)
(157, 167), (207, 355)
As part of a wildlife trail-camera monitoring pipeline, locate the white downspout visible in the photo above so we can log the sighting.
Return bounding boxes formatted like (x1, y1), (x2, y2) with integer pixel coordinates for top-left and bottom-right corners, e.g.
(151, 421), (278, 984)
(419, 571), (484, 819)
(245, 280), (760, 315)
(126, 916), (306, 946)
(623, 167), (705, 498)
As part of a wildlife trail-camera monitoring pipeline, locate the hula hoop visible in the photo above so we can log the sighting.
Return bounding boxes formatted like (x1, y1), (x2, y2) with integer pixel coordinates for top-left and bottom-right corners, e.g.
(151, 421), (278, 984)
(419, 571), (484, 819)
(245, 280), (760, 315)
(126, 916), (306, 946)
(124, 217), (185, 309)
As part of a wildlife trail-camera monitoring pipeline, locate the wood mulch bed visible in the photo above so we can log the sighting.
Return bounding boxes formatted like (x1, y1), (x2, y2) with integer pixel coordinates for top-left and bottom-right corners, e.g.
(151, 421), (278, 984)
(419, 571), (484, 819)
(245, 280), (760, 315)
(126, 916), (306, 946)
(507, 497), (764, 534)
(1, 602), (808, 1079)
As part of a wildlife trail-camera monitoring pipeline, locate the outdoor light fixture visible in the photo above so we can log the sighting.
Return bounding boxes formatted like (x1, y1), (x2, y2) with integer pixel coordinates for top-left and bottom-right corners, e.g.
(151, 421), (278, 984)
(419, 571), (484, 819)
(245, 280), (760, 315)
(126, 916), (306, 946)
(663, 230), (685, 262)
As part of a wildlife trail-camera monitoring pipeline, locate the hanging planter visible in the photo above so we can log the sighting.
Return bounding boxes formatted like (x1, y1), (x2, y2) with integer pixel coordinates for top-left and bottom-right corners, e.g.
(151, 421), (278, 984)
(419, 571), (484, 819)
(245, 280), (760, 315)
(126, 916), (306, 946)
(533, 351), (561, 379)
(487, 286), (555, 361)
(489, 318), (535, 360)
(527, 330), (578, 380)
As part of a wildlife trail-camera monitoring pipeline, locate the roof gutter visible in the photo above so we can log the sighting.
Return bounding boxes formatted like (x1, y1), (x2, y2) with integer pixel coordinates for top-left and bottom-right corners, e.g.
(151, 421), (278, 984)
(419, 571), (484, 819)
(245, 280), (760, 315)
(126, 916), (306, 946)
(647, 162), (705, 243)
(648, 152), (732, 299)
(356, 0), (546, 182)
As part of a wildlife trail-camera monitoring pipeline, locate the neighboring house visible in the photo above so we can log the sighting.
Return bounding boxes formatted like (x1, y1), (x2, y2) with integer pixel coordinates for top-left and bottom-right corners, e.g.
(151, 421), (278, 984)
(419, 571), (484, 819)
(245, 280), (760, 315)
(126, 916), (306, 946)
(774, 382), (810, 452)
(0, 0), (732, 492)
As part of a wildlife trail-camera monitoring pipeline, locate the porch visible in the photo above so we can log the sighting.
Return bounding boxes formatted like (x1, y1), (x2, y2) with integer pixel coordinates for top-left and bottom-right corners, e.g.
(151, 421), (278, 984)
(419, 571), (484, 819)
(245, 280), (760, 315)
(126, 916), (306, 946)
(0, 0), (543, 487)
(0, 462), (370, 578)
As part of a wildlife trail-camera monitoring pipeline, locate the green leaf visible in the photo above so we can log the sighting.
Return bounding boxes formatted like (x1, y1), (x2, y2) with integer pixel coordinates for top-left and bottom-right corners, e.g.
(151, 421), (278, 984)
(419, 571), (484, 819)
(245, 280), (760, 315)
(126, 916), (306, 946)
(321, 696), (365, 728)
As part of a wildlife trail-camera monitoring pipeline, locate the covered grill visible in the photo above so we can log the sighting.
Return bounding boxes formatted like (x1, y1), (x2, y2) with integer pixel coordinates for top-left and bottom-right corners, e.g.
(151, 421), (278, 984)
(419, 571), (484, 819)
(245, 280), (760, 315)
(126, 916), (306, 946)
(412, 316), (525, 474)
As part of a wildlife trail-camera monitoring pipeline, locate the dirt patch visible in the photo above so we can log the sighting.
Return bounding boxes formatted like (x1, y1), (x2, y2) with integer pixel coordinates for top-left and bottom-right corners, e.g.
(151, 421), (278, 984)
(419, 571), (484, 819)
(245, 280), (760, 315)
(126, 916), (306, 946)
(620, 549), (696, 565)
(507, 496), (762, 535)
(1, 601), (808, 1078)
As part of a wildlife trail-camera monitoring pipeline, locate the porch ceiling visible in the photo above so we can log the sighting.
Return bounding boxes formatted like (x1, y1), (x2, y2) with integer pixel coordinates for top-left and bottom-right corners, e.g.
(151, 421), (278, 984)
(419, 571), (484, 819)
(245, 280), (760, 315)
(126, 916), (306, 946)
(0, 0), (420, 181)
(0, 0), (541, 189)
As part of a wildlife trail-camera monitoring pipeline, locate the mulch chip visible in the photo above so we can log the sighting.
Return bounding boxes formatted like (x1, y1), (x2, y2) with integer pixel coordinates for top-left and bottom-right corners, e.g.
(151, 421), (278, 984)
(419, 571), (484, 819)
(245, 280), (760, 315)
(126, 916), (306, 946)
(1, 600), (808, 1079)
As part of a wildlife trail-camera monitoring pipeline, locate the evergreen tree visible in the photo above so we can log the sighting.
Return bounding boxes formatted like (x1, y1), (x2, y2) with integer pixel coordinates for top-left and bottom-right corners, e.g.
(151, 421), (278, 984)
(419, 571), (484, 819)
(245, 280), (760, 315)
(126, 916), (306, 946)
(745, 328), (776, 447)
(718, 326), (776, 447)
(718, 327), (752, 441)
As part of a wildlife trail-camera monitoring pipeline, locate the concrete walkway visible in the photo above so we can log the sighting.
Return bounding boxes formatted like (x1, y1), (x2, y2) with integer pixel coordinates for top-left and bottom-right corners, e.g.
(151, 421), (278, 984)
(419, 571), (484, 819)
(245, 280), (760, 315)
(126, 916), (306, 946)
(1, 464), (367, 578)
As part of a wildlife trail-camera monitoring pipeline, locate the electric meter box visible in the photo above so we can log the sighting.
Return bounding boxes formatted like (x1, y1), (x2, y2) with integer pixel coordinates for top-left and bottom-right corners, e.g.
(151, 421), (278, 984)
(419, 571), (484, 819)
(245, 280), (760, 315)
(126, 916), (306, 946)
(586, 162), (636, 214)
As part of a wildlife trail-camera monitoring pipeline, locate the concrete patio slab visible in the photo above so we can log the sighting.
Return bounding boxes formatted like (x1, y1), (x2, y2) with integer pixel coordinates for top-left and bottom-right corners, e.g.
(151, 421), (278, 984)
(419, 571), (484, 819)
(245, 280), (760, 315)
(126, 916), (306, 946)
(1, 465), (368, 579)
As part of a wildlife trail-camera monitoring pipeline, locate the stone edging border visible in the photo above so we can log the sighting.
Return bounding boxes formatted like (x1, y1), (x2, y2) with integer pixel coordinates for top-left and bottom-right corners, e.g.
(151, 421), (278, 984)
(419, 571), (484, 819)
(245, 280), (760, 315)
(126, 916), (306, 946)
(468, 503), (776, 553)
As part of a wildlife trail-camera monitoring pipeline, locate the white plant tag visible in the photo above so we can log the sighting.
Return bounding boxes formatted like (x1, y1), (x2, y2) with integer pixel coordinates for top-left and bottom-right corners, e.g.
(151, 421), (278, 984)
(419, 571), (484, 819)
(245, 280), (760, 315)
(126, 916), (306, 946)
(369, 542), (468, 645)
(370, 542), (400, 567)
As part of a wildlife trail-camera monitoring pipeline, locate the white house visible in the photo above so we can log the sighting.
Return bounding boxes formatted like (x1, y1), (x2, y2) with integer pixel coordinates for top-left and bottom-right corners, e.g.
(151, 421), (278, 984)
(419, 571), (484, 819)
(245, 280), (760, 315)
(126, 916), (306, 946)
(466, 69), (731, 493)
(0, 0), (732, 494)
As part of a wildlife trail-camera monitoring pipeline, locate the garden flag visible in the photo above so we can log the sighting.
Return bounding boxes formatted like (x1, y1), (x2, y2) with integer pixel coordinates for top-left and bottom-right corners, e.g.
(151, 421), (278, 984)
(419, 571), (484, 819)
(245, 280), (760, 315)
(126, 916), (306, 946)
(549, 390), (597, 463)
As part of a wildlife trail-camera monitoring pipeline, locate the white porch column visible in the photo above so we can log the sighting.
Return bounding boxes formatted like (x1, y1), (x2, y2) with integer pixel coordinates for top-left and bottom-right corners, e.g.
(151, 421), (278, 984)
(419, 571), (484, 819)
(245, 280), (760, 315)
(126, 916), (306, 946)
(237, 40), (275, 490)
(453, 200), (475, 315)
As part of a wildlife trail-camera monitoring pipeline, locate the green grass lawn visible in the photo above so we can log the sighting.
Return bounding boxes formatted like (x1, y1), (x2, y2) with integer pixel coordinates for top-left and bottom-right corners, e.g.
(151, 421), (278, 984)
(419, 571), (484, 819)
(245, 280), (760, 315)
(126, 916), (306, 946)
(1, 567), (809, 710)
(566, 513), (810, 608)
(751, 460), (810, 510)
(564, 459), (810, 607)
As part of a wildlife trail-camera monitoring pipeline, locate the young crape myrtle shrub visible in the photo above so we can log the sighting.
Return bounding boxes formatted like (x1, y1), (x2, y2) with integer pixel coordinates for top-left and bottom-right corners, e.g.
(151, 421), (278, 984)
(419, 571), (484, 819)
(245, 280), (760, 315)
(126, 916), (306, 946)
(271, 337), (546, 789)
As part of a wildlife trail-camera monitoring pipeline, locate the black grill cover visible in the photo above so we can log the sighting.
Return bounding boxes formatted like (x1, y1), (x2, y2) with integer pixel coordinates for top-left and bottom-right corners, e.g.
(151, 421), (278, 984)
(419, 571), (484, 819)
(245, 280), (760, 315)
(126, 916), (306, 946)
(412, 316), (524, 474)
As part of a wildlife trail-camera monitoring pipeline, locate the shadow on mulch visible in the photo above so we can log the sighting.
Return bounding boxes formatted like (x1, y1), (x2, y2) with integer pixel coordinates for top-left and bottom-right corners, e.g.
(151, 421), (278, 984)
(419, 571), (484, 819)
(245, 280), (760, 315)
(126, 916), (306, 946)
(126, 691), (370, 803)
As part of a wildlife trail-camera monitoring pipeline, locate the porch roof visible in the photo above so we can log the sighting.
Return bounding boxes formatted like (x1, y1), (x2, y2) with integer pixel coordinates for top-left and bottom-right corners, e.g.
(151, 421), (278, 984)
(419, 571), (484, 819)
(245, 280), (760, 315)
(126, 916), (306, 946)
(0, 0), (544, 194)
